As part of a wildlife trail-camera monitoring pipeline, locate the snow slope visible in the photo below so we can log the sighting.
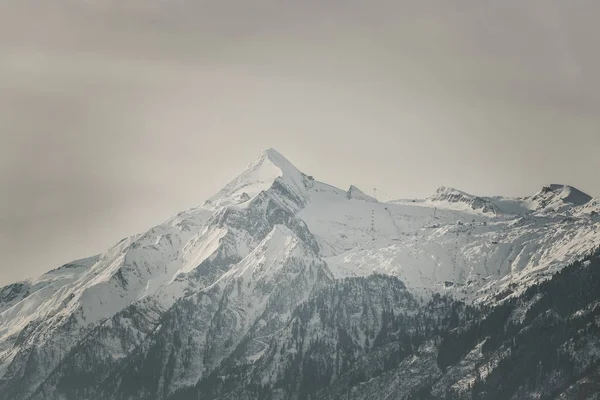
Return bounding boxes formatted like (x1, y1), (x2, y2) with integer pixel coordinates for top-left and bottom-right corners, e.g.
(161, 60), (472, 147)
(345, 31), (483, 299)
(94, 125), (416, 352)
(296, 179), (599, 302)
(0, 148), (598, 399)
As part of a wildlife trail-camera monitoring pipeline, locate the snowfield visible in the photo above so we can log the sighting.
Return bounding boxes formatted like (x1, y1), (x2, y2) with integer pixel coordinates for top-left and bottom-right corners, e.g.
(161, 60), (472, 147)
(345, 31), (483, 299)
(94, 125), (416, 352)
(1, 148), (598, 400)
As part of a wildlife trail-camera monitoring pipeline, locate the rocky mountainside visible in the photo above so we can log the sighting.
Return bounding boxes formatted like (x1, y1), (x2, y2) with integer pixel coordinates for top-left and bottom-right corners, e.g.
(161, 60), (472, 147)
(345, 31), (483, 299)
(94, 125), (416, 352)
(427, 187), (501, 215)
(1, 149), (599, 400)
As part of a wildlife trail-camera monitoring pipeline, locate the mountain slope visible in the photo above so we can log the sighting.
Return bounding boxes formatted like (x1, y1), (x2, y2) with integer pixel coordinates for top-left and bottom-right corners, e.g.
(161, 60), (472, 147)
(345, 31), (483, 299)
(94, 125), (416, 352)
(163, 249), (600, 400)
(0, 148), (598, 400)
(96, 225), (330, 400)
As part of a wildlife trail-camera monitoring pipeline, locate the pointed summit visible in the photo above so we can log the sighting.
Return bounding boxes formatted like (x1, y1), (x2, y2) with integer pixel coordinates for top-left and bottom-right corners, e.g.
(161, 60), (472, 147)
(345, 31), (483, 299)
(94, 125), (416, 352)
(205, 148), (307, 209)
(255, 148), (300, 176)
(261, 147), (287, 163)
(346, 185), (377, 202)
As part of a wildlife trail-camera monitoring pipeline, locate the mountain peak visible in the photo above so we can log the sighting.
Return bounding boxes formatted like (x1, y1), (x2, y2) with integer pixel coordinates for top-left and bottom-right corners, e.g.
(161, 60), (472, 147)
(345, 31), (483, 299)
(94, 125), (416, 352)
(255, 148), (297, 174)
(544, 184), (591, 205)
(346, 185), (378, 202)
(260, 147), (284, 160)
(433, 186), (465, 196)
(529, 184), (592, 212)
(205, 149), (306, 209)
(429, 186), (500, 214)
(429, 186), (471, 201)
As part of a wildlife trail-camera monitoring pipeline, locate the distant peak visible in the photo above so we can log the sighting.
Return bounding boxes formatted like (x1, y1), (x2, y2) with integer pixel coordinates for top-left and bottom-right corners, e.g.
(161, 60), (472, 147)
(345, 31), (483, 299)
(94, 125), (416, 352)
(433, 186), (468, 196)
(532, 184), (592, 209)
(429, 186), (500, 215)
(346, 185), (378, 202)
(428, 186), (473, 203)
(430, 186), (472, 200)
(542, 184), (590, 197)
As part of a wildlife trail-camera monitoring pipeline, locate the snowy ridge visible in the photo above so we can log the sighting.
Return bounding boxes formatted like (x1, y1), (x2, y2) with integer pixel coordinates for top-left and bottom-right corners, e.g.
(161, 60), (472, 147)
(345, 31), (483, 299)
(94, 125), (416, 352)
(0, 148), (598, 400)
(428, 186), (501, 215)
(526, 184), (592, 213)
(0, 255), (98, 315)
(86, 224), (330, 398)
(217, 224), (319, 286)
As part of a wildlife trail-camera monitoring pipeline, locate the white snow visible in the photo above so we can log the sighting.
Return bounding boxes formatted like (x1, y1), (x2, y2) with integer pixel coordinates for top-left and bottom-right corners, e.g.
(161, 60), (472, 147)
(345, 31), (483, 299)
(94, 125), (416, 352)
(1, 148), (598, 389)
(211, 224), (322, 334)
(205, 148), (307, 210)
(295, 178), (599, 302)
(178, 226), (228, 275)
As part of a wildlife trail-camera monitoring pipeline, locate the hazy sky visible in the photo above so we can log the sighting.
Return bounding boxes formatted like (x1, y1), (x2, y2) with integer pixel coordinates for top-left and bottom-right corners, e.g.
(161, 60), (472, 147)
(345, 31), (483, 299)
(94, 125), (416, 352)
(1, 0), (599, 285)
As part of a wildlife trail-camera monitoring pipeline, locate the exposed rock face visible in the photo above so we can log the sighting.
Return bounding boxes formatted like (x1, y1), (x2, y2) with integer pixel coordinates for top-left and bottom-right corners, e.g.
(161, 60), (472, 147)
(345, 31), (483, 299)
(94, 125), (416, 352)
(1, 149), (599, 400)
(429, 187), (501, 215)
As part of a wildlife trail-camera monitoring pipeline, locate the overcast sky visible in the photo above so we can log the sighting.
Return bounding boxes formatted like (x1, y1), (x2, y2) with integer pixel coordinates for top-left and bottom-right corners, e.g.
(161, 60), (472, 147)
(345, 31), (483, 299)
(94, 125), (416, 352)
(1, 0), (599, 285)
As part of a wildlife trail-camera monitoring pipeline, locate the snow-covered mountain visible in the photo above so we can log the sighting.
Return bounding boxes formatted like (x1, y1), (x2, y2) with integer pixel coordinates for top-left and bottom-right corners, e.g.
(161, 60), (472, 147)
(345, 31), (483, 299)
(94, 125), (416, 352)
(1, 148), (599, 400)
(527, 184), (592, 211)
(426, 186), (501, 215)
